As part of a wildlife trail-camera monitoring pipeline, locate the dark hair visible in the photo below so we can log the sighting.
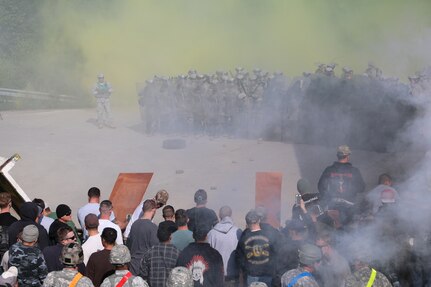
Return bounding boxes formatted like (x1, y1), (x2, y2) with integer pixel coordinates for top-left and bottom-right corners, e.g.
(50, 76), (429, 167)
(378, 173), (393, 184)
(193, 226), (210, 241)
(84, 213), (99, 229)
(88, 187), (101, 198)
(101, 227), (117, 245)
(175, 209), (188, 227)
(157, 226), (172, 242)
(32, 198), (45, 210)
(57, 226), (74, 243)
(162, 205), (175, 219)
(142, 199), (157, 213)
(194, 189), (207, 204)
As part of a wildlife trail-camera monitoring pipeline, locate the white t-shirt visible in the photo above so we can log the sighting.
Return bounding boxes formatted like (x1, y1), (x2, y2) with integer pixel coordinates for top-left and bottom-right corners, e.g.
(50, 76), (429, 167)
(98, 219), (123, 245)
(77, 203), (115, 238)
(82, 233), (104, 265)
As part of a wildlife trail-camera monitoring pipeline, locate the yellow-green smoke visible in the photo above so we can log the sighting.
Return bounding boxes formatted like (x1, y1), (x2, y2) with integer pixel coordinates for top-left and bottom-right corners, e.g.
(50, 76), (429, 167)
(39, 0), (431, 105)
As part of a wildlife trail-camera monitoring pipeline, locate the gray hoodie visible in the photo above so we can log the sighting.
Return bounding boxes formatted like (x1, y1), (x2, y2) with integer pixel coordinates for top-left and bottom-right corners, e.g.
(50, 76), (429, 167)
(207, 217), (242, 278)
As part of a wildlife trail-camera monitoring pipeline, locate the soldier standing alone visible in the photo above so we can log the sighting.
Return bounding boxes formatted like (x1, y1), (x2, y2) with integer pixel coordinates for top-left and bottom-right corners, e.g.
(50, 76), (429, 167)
(93, 73), (114, 129)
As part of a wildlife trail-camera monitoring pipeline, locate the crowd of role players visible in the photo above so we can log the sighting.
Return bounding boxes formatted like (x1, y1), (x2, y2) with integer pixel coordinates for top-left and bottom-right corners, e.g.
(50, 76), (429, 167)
(0, 145), (428, 287)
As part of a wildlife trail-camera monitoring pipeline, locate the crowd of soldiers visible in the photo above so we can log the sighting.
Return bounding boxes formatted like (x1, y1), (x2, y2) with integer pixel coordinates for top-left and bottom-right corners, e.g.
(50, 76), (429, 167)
(137, 63), (428, 146)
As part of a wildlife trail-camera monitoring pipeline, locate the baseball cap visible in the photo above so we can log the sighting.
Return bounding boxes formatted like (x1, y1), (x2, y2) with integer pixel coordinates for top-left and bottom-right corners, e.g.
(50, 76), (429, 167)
(22, 224), (39, 242)
(337, 145), (351, 156)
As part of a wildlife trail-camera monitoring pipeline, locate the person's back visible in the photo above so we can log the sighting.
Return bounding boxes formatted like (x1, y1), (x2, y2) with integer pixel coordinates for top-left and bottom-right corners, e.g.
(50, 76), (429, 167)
(318, 146), (365, 206)
(82, 214), (104, 265)
(98, 200), (123, 245)
(9, 225), (48, 287)
(87, 228), (117, 287)
(127, 200), (159, 275)
(43, 242), (94, 287)
(176, 228), (224, 287)
(0, 192), (16, 264)
(8, 202), (50, 250)
(100, 244), (148, 287)
(140, 224), (179, 287)
(207, 206), (242, 283)
(171, 209), (193, 251)
(186, 189), (218, 233)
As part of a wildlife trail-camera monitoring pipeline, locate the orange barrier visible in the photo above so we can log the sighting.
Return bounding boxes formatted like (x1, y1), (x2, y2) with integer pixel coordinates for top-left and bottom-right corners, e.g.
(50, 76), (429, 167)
(255, 172), (282, 228)
(109, 173), (153, 230)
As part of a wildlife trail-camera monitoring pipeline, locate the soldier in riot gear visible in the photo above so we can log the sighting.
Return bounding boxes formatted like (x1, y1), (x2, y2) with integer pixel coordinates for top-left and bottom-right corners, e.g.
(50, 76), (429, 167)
(342, 67), (353, 80)
(93, 73), (114, 129)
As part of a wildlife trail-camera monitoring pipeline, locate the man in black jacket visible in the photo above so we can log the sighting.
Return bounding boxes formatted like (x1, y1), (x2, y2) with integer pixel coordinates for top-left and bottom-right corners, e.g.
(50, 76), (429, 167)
(236, 210), (278, 287)
(317, 145), (365, 225)
(8, 202), (49, 250)
(176, 226), (223, 287)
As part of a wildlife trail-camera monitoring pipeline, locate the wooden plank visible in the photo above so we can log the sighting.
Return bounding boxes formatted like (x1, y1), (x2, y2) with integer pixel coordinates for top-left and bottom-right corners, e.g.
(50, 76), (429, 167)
(255, 172), (282, 228)
(109, 173), (153, 230)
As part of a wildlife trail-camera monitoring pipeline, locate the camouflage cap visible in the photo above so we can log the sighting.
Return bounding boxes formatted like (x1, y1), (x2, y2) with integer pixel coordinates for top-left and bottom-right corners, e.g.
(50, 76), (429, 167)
(298, 243), (322, 266)
(154, 190), (169, 208)
(110, 244), (131, 265)
(61, 242), (84, 266)
(166, 266), (193, 287)
(97, 73), (104, 78)
(337, 145), (351, 156)
(249, 282), (268, 287)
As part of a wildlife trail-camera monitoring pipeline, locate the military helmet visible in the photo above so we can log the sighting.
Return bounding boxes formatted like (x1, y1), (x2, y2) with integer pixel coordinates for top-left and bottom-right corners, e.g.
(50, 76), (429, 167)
(110, 244), (131, 265)
(166, 266), (193, 287)
(61, 242), (84, 266)
(154, 189), (169, 208)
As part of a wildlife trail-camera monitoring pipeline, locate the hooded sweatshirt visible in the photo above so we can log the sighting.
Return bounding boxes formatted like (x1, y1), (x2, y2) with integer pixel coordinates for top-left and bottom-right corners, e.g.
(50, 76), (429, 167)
(207, 217), (242, 278)
(8, 202), (50, 249)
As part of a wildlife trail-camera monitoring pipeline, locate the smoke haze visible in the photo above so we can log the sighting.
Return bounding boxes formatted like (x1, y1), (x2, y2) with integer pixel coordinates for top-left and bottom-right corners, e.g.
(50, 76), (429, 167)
(23, 0), (431, 105)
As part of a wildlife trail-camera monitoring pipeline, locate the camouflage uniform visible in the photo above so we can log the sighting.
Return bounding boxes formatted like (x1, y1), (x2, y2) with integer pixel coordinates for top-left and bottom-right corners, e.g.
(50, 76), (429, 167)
(280, 267), (319, 287)
(100, 270), (149, 287)
(8, 241), (48, 286)
(43, 269), (94, 287)
(344, 266), (392, 287)
(93, 74), (113, 128)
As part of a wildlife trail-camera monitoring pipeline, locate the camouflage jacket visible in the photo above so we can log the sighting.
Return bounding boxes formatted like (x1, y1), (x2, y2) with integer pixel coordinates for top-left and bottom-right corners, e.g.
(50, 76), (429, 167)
(345, 266), (392, 287)
(280, 267), (319, 287)
(42, 269), (94, 287)
(8, 242), (48, 286)
(100, 270), (149, 287)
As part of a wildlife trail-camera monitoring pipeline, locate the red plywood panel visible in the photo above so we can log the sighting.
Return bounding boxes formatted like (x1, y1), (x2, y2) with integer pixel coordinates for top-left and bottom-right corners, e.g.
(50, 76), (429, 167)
(255, 172), (282, 228)
(109, 173), (153, 230)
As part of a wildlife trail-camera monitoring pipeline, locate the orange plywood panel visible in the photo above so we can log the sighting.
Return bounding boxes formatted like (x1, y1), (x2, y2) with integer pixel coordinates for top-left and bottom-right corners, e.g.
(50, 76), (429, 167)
(255, 172), (282, 228)
(109, 173), (153, 230)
